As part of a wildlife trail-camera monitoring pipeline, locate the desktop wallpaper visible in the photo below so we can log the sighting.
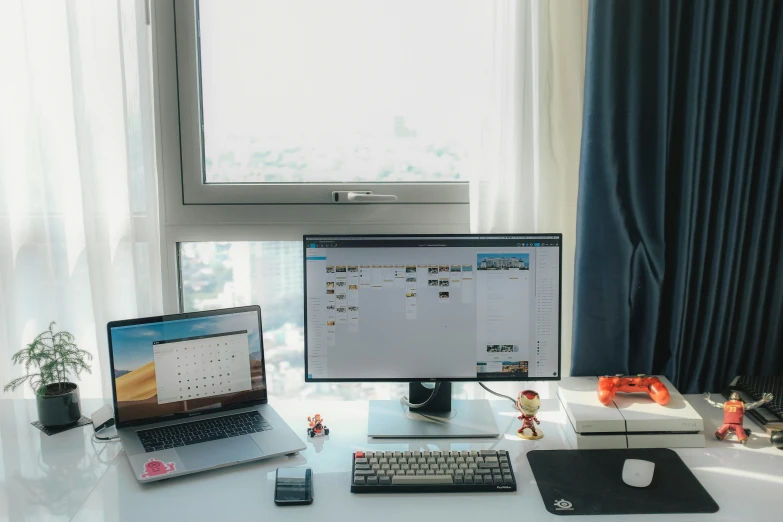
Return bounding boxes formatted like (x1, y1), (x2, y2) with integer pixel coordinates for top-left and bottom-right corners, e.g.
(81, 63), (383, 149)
(110, 312), (266, 423)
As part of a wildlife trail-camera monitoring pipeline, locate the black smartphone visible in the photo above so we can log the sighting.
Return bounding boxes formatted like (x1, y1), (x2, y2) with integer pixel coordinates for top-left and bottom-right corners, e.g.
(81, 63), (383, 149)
(274, 467), (313, 506)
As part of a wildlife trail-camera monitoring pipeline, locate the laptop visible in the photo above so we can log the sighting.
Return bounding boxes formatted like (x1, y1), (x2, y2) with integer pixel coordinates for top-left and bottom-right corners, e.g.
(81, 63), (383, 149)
(107, 305), (306, 482)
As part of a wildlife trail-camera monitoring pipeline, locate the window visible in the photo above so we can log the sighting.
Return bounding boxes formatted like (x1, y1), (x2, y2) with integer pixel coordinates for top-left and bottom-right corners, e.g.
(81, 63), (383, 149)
(198, 1), (482, 186)
(169, 0), (494, 204)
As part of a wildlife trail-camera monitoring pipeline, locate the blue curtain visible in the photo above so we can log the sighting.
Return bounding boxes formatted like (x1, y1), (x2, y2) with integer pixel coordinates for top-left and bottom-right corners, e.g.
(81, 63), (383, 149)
(571, 0), (783, 393)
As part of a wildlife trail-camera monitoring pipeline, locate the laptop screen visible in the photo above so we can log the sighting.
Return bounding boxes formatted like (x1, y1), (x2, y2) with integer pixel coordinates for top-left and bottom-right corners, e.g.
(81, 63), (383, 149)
(108, 307), (267, 426)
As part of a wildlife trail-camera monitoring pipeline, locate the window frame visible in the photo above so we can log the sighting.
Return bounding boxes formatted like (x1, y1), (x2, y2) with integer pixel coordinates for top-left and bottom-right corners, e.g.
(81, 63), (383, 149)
(169, 0), (469, 205)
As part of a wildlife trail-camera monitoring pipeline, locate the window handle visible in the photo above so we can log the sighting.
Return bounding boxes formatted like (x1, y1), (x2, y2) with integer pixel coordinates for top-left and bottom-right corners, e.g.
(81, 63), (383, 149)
(332, 191), (399, 203)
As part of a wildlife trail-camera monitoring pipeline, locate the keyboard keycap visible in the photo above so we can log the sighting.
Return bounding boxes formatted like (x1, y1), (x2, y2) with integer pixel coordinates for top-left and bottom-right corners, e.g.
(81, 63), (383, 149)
(392, 475), (453, 485)
(184, 434), (227, 445)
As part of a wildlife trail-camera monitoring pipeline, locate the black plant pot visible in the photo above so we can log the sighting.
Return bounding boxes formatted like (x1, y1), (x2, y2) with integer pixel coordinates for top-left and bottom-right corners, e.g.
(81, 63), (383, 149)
(771, 430), (783, 450)
(36, 382), (81, 427)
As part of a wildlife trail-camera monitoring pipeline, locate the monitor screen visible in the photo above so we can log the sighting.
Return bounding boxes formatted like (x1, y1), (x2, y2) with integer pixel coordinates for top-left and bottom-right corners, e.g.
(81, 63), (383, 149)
(304, 235), (561, 382)
(108, 308), (267, 426)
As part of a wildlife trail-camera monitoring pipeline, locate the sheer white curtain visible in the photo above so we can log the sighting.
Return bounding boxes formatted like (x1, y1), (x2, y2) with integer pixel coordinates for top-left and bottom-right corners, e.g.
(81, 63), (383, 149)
(469, 0), (588, 398)
(0, 0), (161, 399)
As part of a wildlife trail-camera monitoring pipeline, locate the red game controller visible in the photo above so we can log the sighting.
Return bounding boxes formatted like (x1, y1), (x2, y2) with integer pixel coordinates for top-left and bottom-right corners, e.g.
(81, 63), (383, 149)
(597, 374), (671, 405)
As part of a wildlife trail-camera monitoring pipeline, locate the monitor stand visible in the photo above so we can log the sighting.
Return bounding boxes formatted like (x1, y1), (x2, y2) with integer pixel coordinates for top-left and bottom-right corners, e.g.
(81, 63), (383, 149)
(367, 382), (499, 438)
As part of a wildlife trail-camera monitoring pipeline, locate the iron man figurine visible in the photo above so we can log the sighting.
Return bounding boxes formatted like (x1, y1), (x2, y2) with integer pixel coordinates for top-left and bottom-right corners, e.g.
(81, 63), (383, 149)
(703, 391), (773, 444)
(516, 390), (543, 440)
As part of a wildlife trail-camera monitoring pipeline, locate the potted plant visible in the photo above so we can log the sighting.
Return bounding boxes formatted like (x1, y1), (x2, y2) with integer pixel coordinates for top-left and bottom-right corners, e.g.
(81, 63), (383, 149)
(3, 322), (93, 427)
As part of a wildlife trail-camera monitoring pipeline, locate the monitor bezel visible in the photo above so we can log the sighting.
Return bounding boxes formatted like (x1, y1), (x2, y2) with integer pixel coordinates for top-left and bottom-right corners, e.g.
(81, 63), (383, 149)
(302, 233), (562, 383)
(107, 305), (268, 429)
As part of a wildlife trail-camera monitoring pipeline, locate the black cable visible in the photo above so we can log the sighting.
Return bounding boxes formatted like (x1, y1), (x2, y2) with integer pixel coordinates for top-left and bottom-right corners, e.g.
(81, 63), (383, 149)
(479, 382), (517, 405)
(400, 382), (442, 409)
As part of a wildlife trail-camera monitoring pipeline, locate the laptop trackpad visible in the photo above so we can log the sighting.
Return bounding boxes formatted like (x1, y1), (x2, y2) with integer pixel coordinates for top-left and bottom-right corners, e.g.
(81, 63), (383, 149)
(177, 436), (264, 470)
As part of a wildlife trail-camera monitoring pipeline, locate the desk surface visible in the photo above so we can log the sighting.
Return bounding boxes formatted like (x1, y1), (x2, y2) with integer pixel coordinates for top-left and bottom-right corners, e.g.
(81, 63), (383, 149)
(0, 395), (780, 521)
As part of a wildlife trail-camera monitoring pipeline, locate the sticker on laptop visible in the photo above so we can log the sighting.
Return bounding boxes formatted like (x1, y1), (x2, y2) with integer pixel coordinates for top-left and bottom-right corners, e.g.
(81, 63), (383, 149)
(140, 458), (176, 479)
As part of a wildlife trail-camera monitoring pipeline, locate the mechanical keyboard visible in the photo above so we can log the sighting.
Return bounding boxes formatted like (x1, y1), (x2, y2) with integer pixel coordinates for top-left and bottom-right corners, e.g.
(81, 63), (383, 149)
(137, 411), (271, 452)
(351, 449), (517, 493)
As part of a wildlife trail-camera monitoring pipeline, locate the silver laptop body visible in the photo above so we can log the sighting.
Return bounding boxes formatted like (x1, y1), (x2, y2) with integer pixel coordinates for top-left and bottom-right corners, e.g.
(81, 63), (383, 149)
(107, 306), (305, 482)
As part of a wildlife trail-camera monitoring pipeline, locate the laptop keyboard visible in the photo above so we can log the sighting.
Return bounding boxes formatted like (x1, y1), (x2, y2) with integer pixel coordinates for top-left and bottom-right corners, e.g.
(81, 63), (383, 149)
(137, 411), (271, 452)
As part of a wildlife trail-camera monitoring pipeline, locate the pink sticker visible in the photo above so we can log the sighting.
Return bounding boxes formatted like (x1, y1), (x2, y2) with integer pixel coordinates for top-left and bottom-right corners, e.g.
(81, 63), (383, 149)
(140, 458), (176, 479)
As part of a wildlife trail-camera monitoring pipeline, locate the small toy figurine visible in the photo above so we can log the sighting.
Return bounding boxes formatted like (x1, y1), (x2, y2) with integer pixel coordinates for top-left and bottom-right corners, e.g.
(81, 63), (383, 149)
(516, 390), (543, 440)
(597, 374), (670, 405)
(703, 391), (774, 444)
(307, 413), (329, 438)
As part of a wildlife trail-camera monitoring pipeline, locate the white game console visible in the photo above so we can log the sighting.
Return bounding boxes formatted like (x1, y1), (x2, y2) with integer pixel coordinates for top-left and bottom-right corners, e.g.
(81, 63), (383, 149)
(557, 376), (706, 449)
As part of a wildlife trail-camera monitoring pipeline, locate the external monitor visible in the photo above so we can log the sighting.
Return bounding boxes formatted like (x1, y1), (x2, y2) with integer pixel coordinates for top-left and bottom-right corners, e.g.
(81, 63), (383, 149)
(304, 234), (561, 437)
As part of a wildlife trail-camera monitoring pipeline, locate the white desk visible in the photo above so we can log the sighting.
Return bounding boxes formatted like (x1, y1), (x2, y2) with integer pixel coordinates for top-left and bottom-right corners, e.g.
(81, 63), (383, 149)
(0, 396), (781, 521)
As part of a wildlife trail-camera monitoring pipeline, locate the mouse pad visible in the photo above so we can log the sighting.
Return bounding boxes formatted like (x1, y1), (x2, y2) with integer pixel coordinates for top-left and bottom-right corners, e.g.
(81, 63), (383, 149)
(527, 448), (719, 516)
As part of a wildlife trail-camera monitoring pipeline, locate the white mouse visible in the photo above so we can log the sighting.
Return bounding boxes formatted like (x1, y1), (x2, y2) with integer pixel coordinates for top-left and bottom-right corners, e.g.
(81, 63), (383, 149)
(622, 458), (655, 488)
